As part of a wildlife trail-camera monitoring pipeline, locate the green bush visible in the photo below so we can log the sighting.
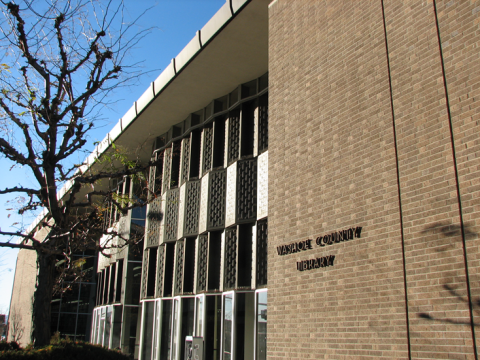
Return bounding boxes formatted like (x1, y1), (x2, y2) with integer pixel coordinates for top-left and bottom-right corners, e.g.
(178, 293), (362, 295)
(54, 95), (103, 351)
(0, 340), (130, 360)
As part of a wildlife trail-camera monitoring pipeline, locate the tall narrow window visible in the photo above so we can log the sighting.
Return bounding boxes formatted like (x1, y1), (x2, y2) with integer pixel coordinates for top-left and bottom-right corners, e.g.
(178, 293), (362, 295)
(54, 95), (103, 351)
(183, 238), (196, 293)
(256, 219), (268, 287)
(205, 295), (221, 360)
(180, 137), (190, 186)
(160, 300), (173, 360)
(156, 246), (165, 298)
(238, 224), (253, 288)
(104, 267), (110, 304)
(152, 301), (162, 360)
(224, 228), (237, 290)
(180, 298), (195, 360)
(109, 200), (115, 227)
(146, 248), (157, 297)
(115, 183), (121, 222)
(93, 310), (100, 343)
(97, 272), (103, 306)
(124, 176), (131, 196)
(256, 291), (268, 360)
(132, 182), (147, 227)
(195, 296), (204, 337)
(115, 260), (124, 302)
(227, 109), (240, 164)
(111, 305), (122, 350)
(171, 142), (181, 188)
(213, 117), (225, 168)
(174, 241), (185, 295)
(109, 263), (116, 303)
(98, 310), (105, 345)
(172, 298), (181, 360)
(222, 293), (233, 360)
(125, 262), (142, 305)
(104, 306), (112, 348)
(258, 94), (268, 153)
(241, 101), (255, 158)
(202, 125), (213, 174)
(154, 152), (164, 195)
(122, 306), (139, 355)
(190, 131), (201, 179)
(141, 301), (155, 360)
(208, 232), (222, 291)
(197, 235), (208, 292)
(235, 292), (255, 360)
(164, 243), (175, 297)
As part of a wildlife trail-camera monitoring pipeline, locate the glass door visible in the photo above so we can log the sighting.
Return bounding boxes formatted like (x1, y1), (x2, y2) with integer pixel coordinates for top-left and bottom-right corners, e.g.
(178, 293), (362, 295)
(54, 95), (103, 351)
(159, 299), (173, 360)
(222, 293), (234, 360)
(104, 306), (112, 348)
(205, 295), (221, 360)
(152, 300), (162, 360)
(140, 301), (155, 360)
(111, 305), (122, 349)
(180, 297), (195, 360)
(98, 307), (105, 346)
(221, 291), (256, 360)
(235, 292), (255, 360)
(255, 290), (267, 360)
(91, 309), (99, 344)
(171, 297), (181, 360)
(195, 295), (205, 337)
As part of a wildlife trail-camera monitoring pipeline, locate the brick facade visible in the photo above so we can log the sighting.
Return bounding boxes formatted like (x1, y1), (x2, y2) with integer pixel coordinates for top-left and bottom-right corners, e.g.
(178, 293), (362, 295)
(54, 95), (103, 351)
(10, 1), (480, 358)
(269, 1), (480, 359)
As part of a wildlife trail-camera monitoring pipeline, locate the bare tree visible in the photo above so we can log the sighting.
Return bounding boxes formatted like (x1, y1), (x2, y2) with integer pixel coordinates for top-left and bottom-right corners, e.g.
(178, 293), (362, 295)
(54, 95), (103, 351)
(0, 0), (161, 347)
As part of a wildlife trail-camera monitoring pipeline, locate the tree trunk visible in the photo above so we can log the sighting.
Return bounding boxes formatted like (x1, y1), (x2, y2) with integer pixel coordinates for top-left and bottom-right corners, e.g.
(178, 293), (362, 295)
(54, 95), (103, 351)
(32, 252), (56, 347)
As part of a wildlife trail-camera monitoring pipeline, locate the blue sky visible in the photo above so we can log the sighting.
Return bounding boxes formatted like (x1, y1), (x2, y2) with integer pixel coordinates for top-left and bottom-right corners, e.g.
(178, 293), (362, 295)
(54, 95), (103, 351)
(0, 0), (225, 313)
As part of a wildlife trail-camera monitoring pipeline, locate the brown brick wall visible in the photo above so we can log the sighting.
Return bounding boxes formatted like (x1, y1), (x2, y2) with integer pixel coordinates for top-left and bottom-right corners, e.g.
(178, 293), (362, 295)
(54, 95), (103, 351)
(437, 0), (480, 353)
(383, 0), (473, 358)
(268, 0), (480, 359)
(269, 1), (408, 359)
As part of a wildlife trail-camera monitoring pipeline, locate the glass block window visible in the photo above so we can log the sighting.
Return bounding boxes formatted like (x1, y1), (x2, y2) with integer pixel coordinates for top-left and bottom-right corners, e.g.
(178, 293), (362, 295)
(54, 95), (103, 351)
(258, 94), (268, 153)
(256, 219), (268, 287)
(224, 227), (237, 290)
(174, 240), (185, 295)
(197, 235), (208, 292)
(202, 126), (213, 175)
(228, 109), (240, 164)
(207, 170), (226, 230)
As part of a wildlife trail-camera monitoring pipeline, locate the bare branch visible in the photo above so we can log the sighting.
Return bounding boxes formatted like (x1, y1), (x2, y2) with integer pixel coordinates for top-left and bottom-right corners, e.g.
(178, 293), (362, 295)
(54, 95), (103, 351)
(6, 2), (52, 96)
(0, 0), (155, 346)
(0, 186), (40, 195)
(0, 241), (34, 250)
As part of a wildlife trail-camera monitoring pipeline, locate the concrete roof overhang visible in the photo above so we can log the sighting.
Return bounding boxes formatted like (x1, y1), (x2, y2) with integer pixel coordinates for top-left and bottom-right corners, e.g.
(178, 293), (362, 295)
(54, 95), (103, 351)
(27, 0), (269, 234)
(111, 0), (269, 162)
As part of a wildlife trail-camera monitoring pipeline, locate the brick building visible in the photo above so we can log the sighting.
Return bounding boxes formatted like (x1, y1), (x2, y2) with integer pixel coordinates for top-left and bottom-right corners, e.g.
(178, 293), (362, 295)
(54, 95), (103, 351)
(10, 0), (480, 359)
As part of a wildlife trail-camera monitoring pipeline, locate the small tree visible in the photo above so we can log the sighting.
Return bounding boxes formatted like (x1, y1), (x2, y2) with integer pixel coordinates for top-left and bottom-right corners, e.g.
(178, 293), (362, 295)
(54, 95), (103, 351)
(0, 0), (159, 347)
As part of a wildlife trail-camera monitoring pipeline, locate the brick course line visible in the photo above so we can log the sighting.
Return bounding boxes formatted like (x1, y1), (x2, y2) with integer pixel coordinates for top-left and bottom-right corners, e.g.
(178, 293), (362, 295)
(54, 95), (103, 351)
(381, 1), (411, 359)
(432, 1), (478, 358)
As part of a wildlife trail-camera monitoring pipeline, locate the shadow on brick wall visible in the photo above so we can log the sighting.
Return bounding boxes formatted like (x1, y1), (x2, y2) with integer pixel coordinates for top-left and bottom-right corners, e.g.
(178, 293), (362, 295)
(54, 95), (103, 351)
(418, 221), (479, 327)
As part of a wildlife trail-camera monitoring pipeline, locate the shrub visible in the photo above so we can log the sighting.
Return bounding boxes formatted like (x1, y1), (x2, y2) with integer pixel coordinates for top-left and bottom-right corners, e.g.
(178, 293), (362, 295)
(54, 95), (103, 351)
(0, 340), (130, 360)
(0, 342), (20, 352)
